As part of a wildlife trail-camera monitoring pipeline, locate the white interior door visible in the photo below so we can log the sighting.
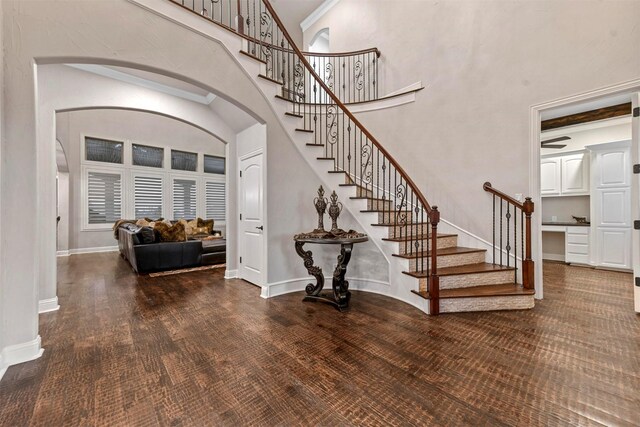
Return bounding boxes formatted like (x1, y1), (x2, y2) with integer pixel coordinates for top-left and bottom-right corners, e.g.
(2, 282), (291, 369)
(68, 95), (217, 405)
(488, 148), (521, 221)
(631, 93), (640, 312)
(238, 151), (264, 285)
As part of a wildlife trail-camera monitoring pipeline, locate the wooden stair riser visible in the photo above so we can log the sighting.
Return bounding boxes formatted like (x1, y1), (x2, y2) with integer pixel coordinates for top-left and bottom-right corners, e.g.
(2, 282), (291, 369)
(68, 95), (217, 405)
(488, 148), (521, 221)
(356, 186), (373, 198)
(418, 269), (516, 292)
(439, 295), (534, 313)
(375, 210), (417, 224)
(394, 235), (458, 256)
(367, 198), (393, 211)
(408, 251), (486, 272)
(384, 223), (432, 238)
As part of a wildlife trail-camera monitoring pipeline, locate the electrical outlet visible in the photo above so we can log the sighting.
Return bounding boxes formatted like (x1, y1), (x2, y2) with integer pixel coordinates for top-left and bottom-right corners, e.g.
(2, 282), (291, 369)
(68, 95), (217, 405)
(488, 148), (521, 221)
(515, 193), (523, 202)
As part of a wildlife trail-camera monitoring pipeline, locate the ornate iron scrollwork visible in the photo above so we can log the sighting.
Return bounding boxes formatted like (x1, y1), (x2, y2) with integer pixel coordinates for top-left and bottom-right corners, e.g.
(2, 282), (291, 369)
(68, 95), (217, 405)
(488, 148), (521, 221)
(326, 105), (338, 146)
(354, 60), (364, 91)
(294, 242), (324, 295)
(361, 143), (372, 184)
(325, 62), (334, 92)
(294, 61), (305, 101)
(259, 12), (273, 76)
(396, 184), (408, 226)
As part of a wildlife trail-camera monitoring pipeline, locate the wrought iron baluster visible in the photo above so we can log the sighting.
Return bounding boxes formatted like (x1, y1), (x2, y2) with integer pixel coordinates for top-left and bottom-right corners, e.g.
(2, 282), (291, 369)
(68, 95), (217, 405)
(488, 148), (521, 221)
(514, 204), (518, 283)
(500, 199), (503, 266)
(492, 194), (496, 265)
(506, 204), (511, 268)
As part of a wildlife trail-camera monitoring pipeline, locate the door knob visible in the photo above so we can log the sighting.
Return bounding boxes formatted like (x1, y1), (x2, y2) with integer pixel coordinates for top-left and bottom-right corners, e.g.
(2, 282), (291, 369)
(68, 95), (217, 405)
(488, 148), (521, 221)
(256, 226), (264, 230)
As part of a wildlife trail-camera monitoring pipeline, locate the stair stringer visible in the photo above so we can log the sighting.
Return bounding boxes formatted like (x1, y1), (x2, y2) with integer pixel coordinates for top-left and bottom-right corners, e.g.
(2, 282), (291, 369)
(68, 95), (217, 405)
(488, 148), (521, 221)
(131, 0), (430, 313)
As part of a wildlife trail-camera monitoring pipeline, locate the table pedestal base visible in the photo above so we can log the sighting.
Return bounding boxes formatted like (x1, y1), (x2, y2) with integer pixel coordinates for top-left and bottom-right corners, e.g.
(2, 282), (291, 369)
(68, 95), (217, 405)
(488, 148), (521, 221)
(295, 241), (354, 311)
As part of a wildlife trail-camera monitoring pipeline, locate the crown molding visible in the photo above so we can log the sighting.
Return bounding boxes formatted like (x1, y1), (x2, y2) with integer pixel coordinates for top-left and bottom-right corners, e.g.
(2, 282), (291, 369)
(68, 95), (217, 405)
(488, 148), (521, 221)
(300, 0), (340, 33)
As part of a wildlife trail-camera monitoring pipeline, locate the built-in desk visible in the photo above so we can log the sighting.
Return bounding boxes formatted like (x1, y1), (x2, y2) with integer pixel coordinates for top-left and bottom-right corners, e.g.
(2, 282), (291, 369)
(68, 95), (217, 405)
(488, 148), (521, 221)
(542, 223), (590, 265)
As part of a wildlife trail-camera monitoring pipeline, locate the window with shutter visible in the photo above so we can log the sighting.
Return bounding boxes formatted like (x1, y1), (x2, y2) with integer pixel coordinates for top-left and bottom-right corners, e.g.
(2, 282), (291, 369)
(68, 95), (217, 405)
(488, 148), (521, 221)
(87, 171), (122, 225)
(134, 175), (163, 219)
(85, 137), (123, 164)
(132, 144), (164, 168)
(204, 155), (225, 174)
(171, 150), (197, 172)
(205, 181), (225, 221)
(173, 178), (197, 219)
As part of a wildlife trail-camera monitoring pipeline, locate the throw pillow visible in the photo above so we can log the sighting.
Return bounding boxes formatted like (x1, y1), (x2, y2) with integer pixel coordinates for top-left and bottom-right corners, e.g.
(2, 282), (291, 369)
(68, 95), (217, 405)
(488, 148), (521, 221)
(136, 218), (150, 227)
(154, 221), (187, 242)
(197, 218), (214, 234)
(192, 226), (209, 235)
(144, 217), (164, 223)
(137, 226), (156, 244)
(187, 219), (198, 234)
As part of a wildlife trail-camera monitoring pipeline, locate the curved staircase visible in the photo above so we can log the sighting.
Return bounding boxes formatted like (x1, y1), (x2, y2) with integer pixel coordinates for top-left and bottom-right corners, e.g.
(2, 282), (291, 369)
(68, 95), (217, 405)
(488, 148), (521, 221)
(160, 0), (536, 314)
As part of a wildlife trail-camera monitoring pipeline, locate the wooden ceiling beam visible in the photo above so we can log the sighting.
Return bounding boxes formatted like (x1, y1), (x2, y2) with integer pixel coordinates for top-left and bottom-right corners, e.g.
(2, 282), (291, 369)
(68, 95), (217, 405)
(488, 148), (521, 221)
(541, 102), (631, 131)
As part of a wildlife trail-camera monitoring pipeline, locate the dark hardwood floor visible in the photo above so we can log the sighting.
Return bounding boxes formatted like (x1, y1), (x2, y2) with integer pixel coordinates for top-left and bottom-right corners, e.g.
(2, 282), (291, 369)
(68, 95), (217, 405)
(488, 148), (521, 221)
(0, 255), (639, 426)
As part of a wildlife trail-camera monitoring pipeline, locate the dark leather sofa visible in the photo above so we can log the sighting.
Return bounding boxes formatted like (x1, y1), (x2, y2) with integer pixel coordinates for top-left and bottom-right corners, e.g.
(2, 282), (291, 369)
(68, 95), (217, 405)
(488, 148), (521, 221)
(118, 225), (225, 273)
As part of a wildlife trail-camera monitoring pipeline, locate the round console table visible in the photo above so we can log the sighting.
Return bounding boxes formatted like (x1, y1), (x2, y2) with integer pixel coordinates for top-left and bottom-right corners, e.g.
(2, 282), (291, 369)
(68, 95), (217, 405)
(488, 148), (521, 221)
(294, 234), (368, 311)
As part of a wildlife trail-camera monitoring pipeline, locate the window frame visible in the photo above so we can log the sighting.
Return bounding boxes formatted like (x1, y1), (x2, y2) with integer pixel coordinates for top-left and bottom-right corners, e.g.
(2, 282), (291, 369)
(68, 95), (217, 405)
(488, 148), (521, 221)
(81, 134), (126, 166)
(131, 143), (165, 169)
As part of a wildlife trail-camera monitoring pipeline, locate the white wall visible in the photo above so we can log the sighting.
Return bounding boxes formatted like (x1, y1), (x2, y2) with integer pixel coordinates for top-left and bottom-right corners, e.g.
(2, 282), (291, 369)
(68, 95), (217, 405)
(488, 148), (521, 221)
(304, 0), (640, 246)
(541, 117), (632, 156)
(56, 108), (226, 251)
(57, 172), (70, 253)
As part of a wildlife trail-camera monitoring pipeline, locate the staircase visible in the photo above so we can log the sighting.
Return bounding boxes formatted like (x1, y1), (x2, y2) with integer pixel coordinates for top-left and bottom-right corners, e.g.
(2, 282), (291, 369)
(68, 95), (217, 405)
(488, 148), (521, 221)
(163, 0), (536, 314)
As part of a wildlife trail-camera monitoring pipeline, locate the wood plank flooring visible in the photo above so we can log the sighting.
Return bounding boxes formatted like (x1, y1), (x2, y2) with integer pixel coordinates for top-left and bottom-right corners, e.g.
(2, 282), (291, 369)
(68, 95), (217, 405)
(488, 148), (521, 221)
(0, 255), (639, 426)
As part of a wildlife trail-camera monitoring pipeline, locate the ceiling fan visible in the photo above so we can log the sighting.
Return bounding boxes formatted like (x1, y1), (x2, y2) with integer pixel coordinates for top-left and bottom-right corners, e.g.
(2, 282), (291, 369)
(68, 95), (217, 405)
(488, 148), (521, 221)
(541, 135), (570, 149)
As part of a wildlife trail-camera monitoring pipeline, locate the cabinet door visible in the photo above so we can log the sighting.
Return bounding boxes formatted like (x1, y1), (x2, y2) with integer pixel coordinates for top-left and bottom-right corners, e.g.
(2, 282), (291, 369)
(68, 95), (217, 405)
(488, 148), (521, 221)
(561, 153), (589, 195)
(594, 149), (630, 188)
(541, 158), (561, 196)
(597, 228), (631, 269)
(596, 188), (631, 227)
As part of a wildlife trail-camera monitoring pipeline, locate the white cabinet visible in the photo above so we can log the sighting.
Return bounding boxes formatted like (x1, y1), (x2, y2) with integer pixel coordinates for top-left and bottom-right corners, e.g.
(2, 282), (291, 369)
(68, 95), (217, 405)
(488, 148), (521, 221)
(565, 226), (589, 264)
(541, 158), (561, 196)
(587, 140), (632, 270)
(561, 153), (590, 195)
(541, 152), (589, 197)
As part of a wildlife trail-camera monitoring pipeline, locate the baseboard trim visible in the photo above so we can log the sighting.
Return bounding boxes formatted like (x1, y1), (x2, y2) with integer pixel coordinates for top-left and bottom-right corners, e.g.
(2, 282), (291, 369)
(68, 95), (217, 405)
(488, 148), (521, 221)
(56, 250), (70, 257)
(542, 253), (565, 262)
(260, 277), (429, 313)
(0, 336), (44, 382)
(0, 355), (6, 382)
(261, 277), (390, 299)
(39, 297), (60, 313)
(224, 269), (238, 279)
(68, 246), (118, 255)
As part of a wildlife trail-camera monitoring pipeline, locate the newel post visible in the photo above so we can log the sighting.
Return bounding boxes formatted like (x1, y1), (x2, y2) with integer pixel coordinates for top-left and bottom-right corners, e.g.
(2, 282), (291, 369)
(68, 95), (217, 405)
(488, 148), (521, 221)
(522, 198), (535, 290)
(429, 206), (440, 315)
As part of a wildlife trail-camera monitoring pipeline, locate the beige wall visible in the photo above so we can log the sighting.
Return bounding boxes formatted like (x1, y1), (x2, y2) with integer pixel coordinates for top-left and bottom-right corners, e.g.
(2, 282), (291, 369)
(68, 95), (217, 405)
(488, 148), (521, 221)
(304, 0), (640, 245)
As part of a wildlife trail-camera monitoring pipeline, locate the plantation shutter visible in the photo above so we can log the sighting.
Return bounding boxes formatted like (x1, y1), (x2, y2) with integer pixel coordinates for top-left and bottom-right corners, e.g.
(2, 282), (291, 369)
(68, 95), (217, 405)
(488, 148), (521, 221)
(134, 175), (163, 219)
(173, 178), (197, 219)
(205, 181), (225, 221)
(87, 171), (122, 224)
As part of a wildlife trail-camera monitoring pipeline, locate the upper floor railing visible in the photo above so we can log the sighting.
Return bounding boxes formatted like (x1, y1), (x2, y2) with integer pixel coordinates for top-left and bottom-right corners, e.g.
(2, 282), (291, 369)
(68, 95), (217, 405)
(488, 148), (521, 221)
(170, 0), (440, 313)
(174, 0), (381, 104)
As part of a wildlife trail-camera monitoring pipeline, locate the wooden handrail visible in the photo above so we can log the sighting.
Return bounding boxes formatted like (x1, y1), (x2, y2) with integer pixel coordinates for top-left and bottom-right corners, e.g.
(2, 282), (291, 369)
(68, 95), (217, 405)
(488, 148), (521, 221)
(260, 0), (434, 217)
(483, 182), (524, 210)
(483, 182), (534, 290)
(303, 47), (381, 58)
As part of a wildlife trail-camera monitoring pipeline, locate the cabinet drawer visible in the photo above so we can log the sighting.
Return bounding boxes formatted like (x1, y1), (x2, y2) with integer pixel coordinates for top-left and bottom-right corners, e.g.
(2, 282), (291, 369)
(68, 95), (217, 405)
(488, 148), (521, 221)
(567, 243), (588, 255)
(566, 226), (589, 235)
(567, 234), (589, 245)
